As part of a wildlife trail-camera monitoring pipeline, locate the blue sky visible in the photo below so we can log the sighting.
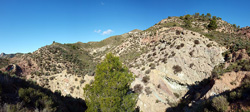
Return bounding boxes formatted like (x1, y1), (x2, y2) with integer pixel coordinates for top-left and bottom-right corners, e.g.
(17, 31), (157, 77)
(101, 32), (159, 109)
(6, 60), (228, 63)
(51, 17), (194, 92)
(0, 0), (250, 54)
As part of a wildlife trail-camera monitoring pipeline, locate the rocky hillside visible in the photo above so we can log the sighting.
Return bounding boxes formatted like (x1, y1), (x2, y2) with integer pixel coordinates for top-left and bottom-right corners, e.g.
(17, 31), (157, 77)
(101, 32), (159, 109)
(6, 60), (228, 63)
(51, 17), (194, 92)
(0, 13), (250, 112)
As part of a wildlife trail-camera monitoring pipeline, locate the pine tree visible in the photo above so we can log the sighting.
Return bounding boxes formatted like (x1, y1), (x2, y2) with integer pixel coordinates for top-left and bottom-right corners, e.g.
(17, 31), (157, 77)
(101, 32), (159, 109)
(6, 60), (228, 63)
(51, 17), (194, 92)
(207, 19), (217, 30)
(184, 20), (192, 28)
(83, 53), (137, 112)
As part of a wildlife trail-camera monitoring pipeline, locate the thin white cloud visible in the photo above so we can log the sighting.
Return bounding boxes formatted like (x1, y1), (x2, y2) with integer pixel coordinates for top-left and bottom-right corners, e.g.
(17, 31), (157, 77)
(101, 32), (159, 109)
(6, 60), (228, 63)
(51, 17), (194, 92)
(94, 29), (101, 33)
(101, 2), (104, 5)
(102, 29), (113, 35)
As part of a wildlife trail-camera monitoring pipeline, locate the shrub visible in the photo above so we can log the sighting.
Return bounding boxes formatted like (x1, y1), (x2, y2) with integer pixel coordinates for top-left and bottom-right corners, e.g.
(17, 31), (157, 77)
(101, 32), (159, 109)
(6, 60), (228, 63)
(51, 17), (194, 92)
(141, 67), (145, 71)
(153, 52), (157, 56)
(157, 84), (161, 88)
(208, 19), (218, 30)
(142, 76), (150, 84)
(185, 14), (191, 20)
(176, 43), (184, 49)
(194, 40), (200, 44)
(145, 87), (152, 95)
(145, 69), (151, 74)
(189, 63), (194, 68)
(162, 58), (167, 63)
(180, 43), (184, 47)
(168, 51), (176, 58)
(49, 76), (55, 80)
(176, 45), (181, 49)
(80, 79), (85, 84)
(173, 93), (180, 98)
(211, 96), (229, 112)
(184, 20), (192, 28)
(207, 43), (212, 47)
(149, 63), (156, 69)
(148, 58), (154, 62)
(176, 30), (181, 35)
(189, 50), (194, 57)
(206, 13), (211, 20)
(18, 88), (55, 111)
(134, 84), (143, 93)
(180, 16), (183, 19)
(229, 91), (237, 101)
(173, 65), (182, 74)
(194, 13), (200, 18)
(147, 54), (151, 58)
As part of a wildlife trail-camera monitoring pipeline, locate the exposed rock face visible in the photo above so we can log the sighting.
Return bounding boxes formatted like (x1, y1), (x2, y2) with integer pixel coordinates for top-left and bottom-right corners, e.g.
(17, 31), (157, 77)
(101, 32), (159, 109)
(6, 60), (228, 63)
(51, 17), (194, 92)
(204, 71), (249, 99)
(7, 55), (39, 76)
(27, 69), (94, 99)
(237, 26), (250, 38)
(231, 49), (250, 62)
(5, 64), (23, 76)
(121, 27), (226, 112)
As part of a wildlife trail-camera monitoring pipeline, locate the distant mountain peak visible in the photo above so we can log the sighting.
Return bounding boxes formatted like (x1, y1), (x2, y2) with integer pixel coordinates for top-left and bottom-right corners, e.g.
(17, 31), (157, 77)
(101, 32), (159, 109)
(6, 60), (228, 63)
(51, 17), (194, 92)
(0, 52), (6, 57)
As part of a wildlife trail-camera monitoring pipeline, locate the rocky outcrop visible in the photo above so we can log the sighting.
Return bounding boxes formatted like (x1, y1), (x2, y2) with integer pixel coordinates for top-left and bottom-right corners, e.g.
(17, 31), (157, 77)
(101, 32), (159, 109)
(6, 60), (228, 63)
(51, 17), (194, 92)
(126, 27), (226, 112)
(237, 26), (250, 38)
(204, 71), (249, 99)
(27, 69), (94, 99)
(0, 52), (16, 58)
(228, 49), (250, 62)
(5, 64), (23, 76)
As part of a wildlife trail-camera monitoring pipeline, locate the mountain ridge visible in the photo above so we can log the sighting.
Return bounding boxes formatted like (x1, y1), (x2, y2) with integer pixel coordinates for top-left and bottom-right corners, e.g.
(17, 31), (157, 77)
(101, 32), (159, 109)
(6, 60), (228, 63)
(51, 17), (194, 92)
(0, 13), (250, 112)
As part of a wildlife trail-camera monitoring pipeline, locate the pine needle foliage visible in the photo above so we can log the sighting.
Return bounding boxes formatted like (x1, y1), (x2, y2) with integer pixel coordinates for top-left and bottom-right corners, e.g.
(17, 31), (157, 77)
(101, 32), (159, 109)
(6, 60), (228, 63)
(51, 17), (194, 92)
(84, 53), (137, 112)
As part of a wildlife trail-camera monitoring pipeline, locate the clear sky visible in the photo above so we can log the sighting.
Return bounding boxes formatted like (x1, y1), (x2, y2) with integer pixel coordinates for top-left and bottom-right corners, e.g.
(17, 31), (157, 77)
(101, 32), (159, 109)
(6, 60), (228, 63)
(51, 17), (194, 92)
(0, 0), (250, 54)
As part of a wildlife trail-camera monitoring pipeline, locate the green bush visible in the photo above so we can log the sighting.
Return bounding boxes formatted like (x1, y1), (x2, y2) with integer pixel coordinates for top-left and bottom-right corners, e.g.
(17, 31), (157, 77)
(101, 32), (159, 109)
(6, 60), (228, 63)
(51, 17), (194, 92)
(18, 88), (55, 111)
(211, 96), (229, 112)
(185, 14), (192, 20)
(208, 19), (218, 30)
(194, 13), (200, 18)
(184, 20), (192, 28)
(180, 16), (183, 20)
(206, 13), (211, 20)
(229, 91), (237, 101)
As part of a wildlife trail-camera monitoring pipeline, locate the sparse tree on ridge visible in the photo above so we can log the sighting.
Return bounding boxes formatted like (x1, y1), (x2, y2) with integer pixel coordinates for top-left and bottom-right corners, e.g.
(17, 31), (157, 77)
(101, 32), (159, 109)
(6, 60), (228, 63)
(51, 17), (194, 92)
(206, 13), (211, 20)
(194, 13), (200, 18)
(208, 19), (217, 30)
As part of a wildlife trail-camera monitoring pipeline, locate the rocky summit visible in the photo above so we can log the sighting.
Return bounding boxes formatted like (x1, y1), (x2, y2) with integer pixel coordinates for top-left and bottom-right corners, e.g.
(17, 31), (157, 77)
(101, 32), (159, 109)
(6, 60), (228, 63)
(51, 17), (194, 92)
(1, 13), (250, 112)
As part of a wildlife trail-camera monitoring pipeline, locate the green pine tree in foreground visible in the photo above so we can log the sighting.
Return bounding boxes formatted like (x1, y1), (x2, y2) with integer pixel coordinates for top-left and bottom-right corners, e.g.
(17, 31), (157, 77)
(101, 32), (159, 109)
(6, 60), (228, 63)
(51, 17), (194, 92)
(84, 53), (137, 112)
